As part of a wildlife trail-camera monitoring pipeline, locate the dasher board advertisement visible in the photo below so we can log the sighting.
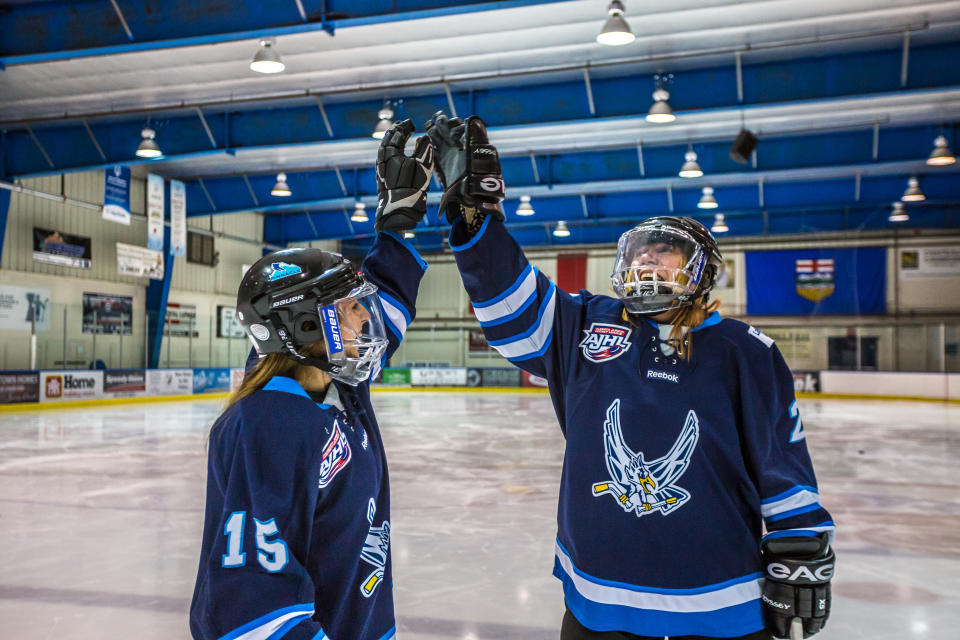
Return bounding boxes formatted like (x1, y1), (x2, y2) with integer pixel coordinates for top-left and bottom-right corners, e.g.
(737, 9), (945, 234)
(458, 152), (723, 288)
(33, 227), (92, 269)
(146, 369), (193, 396)
(0, 371), (40, 404)
(117, 242), (164, 280)
(410, 368), (468, 386)
(103, 370), (146, 397)
(40, 371), (103, 402)
(0, 285), (51, 331)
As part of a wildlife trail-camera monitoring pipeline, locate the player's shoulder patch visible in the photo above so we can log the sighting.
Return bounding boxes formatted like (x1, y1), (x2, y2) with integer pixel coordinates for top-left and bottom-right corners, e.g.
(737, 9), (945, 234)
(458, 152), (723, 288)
(747, 325), (775, 348)
(579, 322), (633, 363)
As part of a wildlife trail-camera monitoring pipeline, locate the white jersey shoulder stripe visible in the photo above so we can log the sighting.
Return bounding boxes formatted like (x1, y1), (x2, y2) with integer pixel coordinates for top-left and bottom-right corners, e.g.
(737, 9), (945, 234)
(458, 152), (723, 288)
(378, 293), (409, 339)
(760, 487), (820, 519)
(474, 267), (539, 325)
(555, 541), (760, 613)
(488, 285), (557, 360)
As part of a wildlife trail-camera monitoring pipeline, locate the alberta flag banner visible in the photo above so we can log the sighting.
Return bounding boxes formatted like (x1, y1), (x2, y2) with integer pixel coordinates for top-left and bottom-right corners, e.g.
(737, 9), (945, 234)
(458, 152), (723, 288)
(746, 247), (886, 315)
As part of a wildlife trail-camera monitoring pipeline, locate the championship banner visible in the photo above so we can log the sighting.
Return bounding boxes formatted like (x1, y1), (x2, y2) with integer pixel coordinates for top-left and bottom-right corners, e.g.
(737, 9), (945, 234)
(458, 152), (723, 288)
(0, 285), (51, 331)
(117, 242), (164, 280)
(170, 179), (186, 256)
(745, 248), (886, 315)
(102, 165), (131, 225)
(33, 227), (92, 269)
(82, 293), (133, 335)
(147, 173), (165, 252)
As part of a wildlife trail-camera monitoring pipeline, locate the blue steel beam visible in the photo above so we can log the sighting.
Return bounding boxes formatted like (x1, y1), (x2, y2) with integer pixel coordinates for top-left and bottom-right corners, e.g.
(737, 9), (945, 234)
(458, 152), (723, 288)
(268, 171), (960, 247)
(0, 1), (571, 67)
(177, 124), (958, 218)
(0, 187), (10, 266)
(3, 42), (960, 178)
(146, 186), (175, 369)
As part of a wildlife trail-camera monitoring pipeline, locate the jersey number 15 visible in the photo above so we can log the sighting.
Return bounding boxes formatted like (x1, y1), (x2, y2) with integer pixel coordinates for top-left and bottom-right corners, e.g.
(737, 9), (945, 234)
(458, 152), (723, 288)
(221, 511), (290, 573)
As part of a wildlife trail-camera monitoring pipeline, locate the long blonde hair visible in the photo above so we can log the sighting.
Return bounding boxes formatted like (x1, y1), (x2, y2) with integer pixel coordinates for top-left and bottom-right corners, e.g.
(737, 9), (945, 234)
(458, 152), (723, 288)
(623, 296), (721, 361)
(224, 339), (328, 409)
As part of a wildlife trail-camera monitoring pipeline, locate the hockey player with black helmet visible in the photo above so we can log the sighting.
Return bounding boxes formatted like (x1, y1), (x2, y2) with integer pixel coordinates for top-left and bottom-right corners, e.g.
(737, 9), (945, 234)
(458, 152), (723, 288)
(426, 111), (835, 640)
(190, 119), (435, 640)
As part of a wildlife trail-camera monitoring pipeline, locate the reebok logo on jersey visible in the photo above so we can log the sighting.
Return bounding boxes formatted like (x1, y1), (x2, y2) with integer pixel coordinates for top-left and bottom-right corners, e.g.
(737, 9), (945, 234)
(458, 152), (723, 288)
(271, 294), (304, 308)
(646, 370), (679, 383)
(317, 420), (351, 488)
(579, 323), (633, 363)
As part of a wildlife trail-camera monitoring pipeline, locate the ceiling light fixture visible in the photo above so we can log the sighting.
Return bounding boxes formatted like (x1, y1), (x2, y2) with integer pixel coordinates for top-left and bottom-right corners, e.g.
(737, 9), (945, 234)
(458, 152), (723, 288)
(553, 220), (571, 237)
(711, 213), (729, 233)
(372, 102), (394, 140)
(888, 202), (909, 223)
(679, 148), (703, 178)
(697, 186), (718, 209)
(927, 135), (956, 166)
(135, 128), (162, 158)
(901, 176), (925, 202)
(516, 194), (535, 216)
(596, 1), (636, 46)
(270, 172), (292, 197)
(250, 38), (285, 74)
(646, 74), (676, 124)
(351, 200), (368, 222)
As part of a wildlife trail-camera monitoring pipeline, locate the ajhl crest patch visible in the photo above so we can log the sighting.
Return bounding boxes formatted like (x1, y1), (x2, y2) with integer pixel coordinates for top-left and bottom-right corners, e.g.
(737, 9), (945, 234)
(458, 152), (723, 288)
(579, 323), (633, 363)
(317, 419), (352, 488)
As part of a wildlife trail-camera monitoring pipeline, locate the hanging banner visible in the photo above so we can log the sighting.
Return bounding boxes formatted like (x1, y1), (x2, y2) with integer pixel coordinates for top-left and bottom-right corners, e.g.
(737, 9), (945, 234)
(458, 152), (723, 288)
(147, 173), (165, 252)
(33, 227), (92, 269)
(170, 179), (186, 256)
(0, 285), (51, 331)
(217, 305), (244, 338)
(82, 293), (133, 335)
(116, 242), (164, 280)
(746, 248), (886, 315)
(899, 247), (960, 278)
(102, 165), (131, 225)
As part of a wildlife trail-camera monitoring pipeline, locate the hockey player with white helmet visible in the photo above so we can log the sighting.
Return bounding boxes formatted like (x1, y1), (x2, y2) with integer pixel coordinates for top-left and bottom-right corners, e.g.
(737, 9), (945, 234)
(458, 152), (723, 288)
(425, 111), (835, 640)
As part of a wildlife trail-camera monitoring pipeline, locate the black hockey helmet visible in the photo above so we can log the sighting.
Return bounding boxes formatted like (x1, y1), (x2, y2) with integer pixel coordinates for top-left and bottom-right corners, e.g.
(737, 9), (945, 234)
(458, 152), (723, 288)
(611, 216), (723, 315)
(236, 248), (388, 384)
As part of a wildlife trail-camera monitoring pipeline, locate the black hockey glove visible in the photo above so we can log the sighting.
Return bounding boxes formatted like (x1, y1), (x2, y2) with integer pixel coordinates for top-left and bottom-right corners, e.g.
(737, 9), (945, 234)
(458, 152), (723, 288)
(761, 533), (834, 639)
(424, 111), (505, 225)
(375, 119), (434, 233)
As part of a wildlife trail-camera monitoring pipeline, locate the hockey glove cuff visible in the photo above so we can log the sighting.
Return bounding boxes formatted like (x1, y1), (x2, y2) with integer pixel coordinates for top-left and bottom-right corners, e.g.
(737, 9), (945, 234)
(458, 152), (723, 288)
(375, 119), (435, 233)
(761, 533), (834, 638)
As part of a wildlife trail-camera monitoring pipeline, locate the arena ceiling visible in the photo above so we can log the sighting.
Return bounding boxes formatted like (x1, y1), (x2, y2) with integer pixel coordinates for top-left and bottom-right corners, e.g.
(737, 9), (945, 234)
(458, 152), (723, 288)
(2, 0), (960, 251)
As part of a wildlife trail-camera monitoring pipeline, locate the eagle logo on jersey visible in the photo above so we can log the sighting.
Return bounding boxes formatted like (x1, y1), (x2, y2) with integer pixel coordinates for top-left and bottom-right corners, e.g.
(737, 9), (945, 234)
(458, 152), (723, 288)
(317, 420), (351, 488)
(360, 499), (390, 598)
(579, 323), (633, 363)
(592, 399), (699, 517)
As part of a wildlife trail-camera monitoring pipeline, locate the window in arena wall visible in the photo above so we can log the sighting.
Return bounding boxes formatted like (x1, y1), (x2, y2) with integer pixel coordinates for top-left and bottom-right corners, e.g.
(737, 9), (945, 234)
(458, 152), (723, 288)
(186, 231), (217, 267)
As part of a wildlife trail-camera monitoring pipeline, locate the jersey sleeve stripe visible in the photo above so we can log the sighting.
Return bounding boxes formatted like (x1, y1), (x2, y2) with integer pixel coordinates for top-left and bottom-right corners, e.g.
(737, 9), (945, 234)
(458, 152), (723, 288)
(763, 521), (836, 545)
(760, 487), (820, 518)
(473, 264), (535, 309)
(764, 502), (822, 523)
(380, 231), (429, 272)
(310, 631), (328, 640)
(761, 485), (819, 505)
(378, 291), (411, 340)
(486, 284), (557, 359)
(448, 214), (492, 252)
(218, 603), (314, 640)
(373, 626), (397, 640)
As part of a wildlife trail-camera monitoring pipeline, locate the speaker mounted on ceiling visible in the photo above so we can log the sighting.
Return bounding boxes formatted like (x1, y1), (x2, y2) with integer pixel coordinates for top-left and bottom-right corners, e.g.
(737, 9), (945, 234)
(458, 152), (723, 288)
(730, 129), (758, 164)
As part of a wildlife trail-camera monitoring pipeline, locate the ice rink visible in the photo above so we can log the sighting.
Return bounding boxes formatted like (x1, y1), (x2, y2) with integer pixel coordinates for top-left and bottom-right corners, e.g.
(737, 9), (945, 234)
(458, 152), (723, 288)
(0, 391), (957, 640)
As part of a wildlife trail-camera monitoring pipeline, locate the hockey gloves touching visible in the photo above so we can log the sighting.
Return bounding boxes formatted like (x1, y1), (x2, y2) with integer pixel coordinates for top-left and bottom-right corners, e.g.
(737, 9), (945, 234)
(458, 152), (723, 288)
(375, 119), (435, 233)
(424, 111), (505, 227)
(761, 532), (834, 638)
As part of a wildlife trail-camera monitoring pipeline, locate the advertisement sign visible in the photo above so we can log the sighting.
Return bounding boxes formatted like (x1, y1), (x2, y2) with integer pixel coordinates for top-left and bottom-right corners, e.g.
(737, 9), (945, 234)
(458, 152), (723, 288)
(193, 368), (232, 394)
(792, 370), (821, 394)
(745, 248), (885, 315)
(170, 179), (186, 256)
(217, 305), (244, 338)
(468, 328), (496, 353)
(899, 247), (960, 278)
(102, 165), (131, 225)
(147, 173), (165, 252)
(146, 369), (193, 396)
(117, 242), (164, 280)
(0, 285), (51, 331)
(82, 293), (133, 335)
(230, 368), (246, 393)
(480, 368), (522, 387)
(103, 370), (146, 397)
(410, 368), (468, 386)
(33, 227), (92, 269)
(521, 371), (549, 388)
(40, 371), (103, 402)
(165, 302), (198, 338)
(381, 368), (412, 385)
(0, 371), (40, 404)
(763, 329), (814, 360)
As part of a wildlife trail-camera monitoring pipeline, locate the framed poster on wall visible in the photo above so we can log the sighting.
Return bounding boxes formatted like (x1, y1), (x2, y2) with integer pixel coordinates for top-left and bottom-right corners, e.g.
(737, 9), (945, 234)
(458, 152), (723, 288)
(82, 293), (133, 335)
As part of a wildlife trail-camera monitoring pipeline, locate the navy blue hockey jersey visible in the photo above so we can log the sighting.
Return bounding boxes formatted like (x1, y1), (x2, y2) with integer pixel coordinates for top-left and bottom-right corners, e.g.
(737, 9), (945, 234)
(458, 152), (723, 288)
(190, 231), (427, 640)
(450, 217), (835, 638)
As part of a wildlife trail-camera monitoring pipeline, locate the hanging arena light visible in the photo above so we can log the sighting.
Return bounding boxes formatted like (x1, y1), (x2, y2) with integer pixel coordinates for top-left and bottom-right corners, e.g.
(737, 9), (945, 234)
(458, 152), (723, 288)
(888, 202), (909, 222)
(901, 176), (925, 202)
(646, 74), (676, 124)
(553, 221), (571, 237)
(372, 103), (394, 139)
(250, 38), (285, 74)
(711, 213), (728, 233)
(679, 148), (703, 178)
(136, 128), (162, 158)
(271, 172), (292, 197)
(596, 1), (636, 46)
(698, 186), (718, 209)
(927, 135), (956, 166)
(516, 195), (535, 216)
(351, 201), (368, 222)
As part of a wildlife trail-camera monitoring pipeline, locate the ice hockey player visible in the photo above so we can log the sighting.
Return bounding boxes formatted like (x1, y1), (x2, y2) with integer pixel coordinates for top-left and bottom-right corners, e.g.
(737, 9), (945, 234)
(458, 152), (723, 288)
(189, 119), (434, 640)
(423, 111), (836, 640)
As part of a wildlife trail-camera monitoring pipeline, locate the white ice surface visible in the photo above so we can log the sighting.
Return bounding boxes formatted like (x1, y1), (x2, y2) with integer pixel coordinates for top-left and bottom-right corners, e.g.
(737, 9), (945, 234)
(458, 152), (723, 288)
(0, 393), (958, 639)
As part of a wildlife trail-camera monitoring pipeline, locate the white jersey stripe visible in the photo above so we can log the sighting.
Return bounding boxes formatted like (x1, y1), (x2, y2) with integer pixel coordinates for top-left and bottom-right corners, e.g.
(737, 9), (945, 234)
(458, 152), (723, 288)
(230, 609), (314, 640)
(555, 542), (761, 613)
(378, 294), (408, 338)
(474, 267), (538, 323)
(761, 488), (819, 519)
(490, 286), (557, 360)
